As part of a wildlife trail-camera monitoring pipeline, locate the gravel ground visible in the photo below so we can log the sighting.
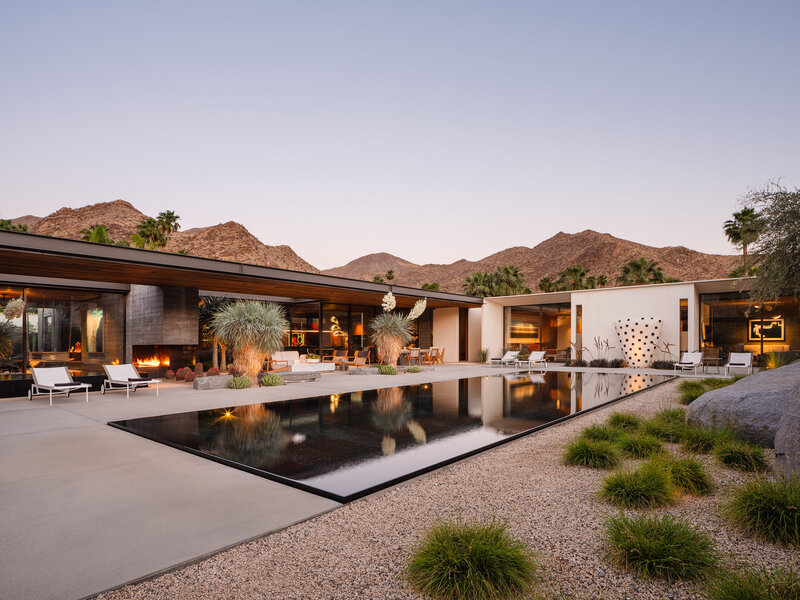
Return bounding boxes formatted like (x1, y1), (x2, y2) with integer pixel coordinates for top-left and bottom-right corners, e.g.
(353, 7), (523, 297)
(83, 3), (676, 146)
(96, 379), (796, 600)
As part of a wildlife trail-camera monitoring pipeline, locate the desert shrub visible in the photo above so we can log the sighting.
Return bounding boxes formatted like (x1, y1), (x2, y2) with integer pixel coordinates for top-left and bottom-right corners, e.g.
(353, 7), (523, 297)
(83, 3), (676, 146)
(228, 375), (252, 389)
(705, 563), (800, 600)
(651, 360), (675, 370)
(184, 371), (195, 382)
(589, 358), (610, 368)
(407, 518), (539, 600)
(618, 434), (664, 459)
(568, 359), (588, 367)
(260, 373), (284, 387)
(609, 358), (627, 368)
(194, 363), (204, 377)
(165, 369), (175, 380)
(650, 455), (712, 496)
(174, 367), (186, 381)
(681, 425), (736, 454)
(379, 365), (397, 375)
(724, 478), (800, 547)
(580, 424), (622, 442)
(607, 412), (643, 432)
(714, 441), (769, 472)
(563, 439), (620, 469)
(600, 463), (674, 508)
(207, 366), (220, 376)
(605, 513), (718, 581)
(407, 365), (422, 373)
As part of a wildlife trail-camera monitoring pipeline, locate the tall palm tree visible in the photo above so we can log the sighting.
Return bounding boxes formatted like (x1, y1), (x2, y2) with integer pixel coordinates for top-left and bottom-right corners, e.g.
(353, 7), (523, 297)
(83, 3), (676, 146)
(462, 272), (493, 297)
(157, 210), (181, 237)
(538, 277), (555, 292)
(557, 264), (590, 290)
(212, 301), (288, 383)
(493, 264), (528, 296)
(617, 258), (665, 285)
(723, 207), (762, 273)
(136, 217), (167, 248)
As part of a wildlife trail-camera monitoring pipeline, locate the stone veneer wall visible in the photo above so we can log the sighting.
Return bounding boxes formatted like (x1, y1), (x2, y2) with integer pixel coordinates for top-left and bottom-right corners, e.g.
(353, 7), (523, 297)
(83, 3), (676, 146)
(125, 285), (199, 362)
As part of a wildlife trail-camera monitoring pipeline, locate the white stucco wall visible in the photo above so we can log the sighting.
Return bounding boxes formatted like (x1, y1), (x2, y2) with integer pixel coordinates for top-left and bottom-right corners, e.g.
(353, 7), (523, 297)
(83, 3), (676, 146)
(432, 307), (459, 363)
(480, 300), (504, 360)
(467, 307), (482, 361)
(571, 284), (698, 363)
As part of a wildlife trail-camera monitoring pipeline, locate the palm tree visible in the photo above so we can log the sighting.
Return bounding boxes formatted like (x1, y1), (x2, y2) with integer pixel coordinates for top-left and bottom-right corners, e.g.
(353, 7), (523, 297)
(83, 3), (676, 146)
(557, 264), (590, 290)
(462, 272), (493, 297)
(538, 277), (555, 292)
(723, 207), (762, 273)
(157, 210), (181, 235)
(212, 301), (288, 383)
(200, 296), (231, 369)
(494, 265), (527, 296)
(80, 224), (115, 245)
(385, 269), (395, 281)
(617, 257), (665, 285)
(136, 217), (167, 248)
(421, 282), (439, 291)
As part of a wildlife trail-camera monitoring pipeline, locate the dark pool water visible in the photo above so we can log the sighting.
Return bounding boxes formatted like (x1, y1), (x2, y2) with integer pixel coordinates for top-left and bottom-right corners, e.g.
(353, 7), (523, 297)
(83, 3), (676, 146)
(109, 371), (670, 502)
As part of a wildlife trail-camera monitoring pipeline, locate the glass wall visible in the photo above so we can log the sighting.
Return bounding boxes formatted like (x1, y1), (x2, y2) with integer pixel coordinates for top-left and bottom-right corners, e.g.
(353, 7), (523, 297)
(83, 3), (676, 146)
(287, 302), (320, 354)
(322, 304), (349, 353)
(286, 302), (380, 358)
(0, 287), (24, 376)
(0, 286), (125, 380)
(504, 303), (571, 359)
(700, 292), (800, 356)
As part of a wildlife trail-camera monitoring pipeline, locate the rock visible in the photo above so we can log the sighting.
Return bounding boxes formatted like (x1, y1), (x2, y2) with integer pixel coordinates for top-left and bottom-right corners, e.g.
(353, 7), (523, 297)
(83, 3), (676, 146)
(774, 383), (800, 479)
(687, 361), (800, 447)
(193, 374), (232, 390)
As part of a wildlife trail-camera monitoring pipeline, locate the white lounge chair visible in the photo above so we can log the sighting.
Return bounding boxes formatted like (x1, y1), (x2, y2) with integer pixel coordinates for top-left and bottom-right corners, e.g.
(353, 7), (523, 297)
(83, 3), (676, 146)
(28, 366), (91, 406)
(102, 364), (160, 398)
(516, 351), (547, 372)
(490, 351), (520, 366)
(673, 352), (703, 375)
(725, 352), (753, 375)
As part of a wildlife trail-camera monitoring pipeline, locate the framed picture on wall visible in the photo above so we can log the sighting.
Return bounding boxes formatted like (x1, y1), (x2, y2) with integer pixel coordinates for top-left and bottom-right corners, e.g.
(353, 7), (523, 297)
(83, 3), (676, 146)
(748, 318), (784, 341)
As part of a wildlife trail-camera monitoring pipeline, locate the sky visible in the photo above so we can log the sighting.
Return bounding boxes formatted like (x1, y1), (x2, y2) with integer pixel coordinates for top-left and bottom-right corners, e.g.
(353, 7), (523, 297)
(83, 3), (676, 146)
(1, 1), (799, 270)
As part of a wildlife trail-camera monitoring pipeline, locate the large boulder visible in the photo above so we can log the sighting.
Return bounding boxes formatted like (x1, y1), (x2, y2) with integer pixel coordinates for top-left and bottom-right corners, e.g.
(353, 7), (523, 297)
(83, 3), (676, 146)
(686, 361), (800, 447)
(774, 384), (800, 479)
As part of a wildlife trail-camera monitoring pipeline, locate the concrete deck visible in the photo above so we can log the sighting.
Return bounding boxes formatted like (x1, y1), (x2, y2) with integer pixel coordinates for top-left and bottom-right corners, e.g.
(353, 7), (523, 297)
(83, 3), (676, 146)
(0, 363), (699, 600)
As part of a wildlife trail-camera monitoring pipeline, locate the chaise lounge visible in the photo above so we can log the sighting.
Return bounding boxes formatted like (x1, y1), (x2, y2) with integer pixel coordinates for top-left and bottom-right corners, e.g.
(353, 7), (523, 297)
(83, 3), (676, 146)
(490, 350), (520, 367)
(28, 366), (91, 405)
(673, 352), (703, 375)
(725, 352), (753, 375)
(516, 351), (547, 372)
(101, 364), (160, 398)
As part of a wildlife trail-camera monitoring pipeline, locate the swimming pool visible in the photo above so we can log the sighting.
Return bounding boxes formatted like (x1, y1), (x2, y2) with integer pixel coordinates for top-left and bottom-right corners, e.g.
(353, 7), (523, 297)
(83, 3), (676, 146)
(109, 371), (670, 502)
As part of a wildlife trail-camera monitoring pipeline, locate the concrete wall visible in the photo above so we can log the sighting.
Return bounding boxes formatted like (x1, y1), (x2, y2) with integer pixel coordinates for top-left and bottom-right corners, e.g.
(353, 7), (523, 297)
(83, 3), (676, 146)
(432, 307), (459, 363)
(481, 300), (504, 360)
(572, 283), (698, 363)
(467, 307), (482, 362)
(125, 285), (199, 361)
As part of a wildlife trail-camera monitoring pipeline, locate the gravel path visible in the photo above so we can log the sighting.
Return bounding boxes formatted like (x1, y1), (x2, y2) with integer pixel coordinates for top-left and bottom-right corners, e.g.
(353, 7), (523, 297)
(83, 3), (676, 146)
(96, 380), (796, 600)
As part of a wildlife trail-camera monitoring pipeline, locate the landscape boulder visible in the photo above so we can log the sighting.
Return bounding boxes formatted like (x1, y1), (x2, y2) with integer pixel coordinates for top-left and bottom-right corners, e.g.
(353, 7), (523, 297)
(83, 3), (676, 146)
(774, 383), (800, 479)
(686, 361), (800, 447)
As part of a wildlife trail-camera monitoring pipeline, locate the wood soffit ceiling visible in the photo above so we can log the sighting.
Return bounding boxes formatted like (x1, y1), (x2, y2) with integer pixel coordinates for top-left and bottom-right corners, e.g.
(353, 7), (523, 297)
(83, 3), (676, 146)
(0, 233), (481, 309)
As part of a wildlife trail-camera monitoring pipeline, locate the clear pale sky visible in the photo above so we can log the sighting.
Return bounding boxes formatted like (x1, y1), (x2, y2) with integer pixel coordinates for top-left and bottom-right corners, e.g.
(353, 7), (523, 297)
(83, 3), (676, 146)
(2, 1), (798, 269)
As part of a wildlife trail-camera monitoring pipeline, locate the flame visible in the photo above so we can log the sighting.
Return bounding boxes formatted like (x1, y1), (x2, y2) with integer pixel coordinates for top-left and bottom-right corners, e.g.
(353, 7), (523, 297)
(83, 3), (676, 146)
(134, 355), (169, 367)
(111, 359), (120, 365)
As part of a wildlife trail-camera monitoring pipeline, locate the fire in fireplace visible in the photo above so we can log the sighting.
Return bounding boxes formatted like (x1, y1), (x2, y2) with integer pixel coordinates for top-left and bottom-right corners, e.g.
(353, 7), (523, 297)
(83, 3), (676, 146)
(131, 345), (194, 376)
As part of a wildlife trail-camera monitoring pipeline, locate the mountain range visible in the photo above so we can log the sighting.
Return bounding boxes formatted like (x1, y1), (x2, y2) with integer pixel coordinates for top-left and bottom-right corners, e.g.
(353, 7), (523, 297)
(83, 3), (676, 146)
(11, 201), (739, 293)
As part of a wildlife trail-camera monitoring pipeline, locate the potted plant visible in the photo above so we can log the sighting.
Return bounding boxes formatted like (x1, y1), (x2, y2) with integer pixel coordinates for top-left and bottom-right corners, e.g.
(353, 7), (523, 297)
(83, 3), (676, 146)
(306, 353), (320, 363)
(370, 292), (426, 367)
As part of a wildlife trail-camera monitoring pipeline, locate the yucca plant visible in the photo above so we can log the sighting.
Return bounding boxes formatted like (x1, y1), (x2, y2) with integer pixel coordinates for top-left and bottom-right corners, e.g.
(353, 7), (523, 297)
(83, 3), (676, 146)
(370, 292), (426, 367)
(0, 320), (16, 358)
(212, 300), (288, 384)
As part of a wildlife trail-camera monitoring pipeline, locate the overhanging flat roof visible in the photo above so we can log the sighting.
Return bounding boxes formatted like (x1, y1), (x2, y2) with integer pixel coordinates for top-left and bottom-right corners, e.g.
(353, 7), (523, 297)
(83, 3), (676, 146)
(0, 231), (482, 309)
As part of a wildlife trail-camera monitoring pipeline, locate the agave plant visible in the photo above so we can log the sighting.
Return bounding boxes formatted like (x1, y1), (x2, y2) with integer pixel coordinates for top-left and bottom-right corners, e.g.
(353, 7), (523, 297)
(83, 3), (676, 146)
(212, 300), (288, 383)
(370, 293), (426, 367)
(0, 320), (17, 358)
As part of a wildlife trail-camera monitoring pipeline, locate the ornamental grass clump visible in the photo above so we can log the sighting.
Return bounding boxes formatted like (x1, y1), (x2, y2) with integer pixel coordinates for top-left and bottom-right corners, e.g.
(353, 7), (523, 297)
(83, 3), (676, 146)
(678, 380), (708, 405)
(723, 478), (800, 547)
(607, 412), (643, 432)
(228, 375), (252, 389)
(644, 409), (689, 443)
(599, 463), (674, 508)
(212, 300), (288, 385)
(617, 433), (664, 459)
(705, 563), (800, 600)
(604, 513), (718, 581)
(563, 438), (620, 469)
(580, 424), (622, 443)
(649, 454), (713, 496)
(681, 425), (736, 454)
(406, 518), (539, 600)
(714, 440), (769, 472)
(260, 374), (284, 387)
(370, 293), (427, 368)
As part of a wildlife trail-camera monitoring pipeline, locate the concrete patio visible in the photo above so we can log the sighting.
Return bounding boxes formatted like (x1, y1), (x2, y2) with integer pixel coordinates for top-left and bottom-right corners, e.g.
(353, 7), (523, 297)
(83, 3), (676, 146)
(0, 363), (693, 600)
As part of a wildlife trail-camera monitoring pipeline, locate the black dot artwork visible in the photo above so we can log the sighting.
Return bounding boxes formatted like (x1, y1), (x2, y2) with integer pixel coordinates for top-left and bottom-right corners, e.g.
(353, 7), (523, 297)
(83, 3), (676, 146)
(615, 316), (663, 369)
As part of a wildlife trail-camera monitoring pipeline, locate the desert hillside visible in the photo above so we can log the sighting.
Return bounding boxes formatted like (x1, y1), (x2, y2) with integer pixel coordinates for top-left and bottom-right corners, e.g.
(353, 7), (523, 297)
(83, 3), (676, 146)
(322, 252), (418, 280)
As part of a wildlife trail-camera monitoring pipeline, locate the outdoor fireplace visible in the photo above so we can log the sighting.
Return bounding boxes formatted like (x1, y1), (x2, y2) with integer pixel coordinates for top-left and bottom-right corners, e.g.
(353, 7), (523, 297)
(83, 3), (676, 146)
(131, 345), (193, 377)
